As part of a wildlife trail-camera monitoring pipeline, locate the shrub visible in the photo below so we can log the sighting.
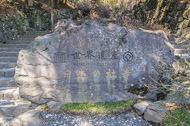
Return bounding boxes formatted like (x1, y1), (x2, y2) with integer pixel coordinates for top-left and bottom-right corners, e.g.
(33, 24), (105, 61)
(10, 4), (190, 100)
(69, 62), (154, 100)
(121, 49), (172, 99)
(145, 58), (190, 101)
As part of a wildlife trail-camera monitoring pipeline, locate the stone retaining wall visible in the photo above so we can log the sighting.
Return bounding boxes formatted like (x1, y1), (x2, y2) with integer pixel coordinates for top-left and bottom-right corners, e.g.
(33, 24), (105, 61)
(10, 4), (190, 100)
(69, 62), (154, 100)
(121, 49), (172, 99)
(0, 7), (29, 43)
(16, 5), (78, 30)
(132, 0), (190, 38)
(0, 4), (78, 43)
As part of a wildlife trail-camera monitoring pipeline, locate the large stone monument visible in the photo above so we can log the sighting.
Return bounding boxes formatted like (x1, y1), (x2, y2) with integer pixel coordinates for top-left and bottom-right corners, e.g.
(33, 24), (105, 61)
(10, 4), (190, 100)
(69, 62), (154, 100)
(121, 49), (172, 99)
(15, 20), (174, 109)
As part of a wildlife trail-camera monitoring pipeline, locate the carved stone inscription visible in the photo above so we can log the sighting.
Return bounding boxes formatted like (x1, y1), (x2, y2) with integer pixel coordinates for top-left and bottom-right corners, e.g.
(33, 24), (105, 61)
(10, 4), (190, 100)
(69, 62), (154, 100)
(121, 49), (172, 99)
(54, 49), (134, 85)
(54, 49), (126, 61)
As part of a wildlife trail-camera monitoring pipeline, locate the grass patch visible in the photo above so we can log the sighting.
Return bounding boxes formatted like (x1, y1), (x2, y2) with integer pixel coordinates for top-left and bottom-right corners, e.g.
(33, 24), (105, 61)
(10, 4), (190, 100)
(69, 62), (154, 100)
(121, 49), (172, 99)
(60, 100), (135, 115)
(42, 104), (48, 111)
(163, 104), (190, 126)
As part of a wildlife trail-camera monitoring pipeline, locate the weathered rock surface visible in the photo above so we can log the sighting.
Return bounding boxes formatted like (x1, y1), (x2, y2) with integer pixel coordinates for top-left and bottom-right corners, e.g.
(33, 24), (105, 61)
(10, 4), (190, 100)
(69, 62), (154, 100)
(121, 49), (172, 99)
(144, 101), (168, 124)
(15, 20), (174, 110)
(10, 109), (43, 126)
(133, 101), (150, 115)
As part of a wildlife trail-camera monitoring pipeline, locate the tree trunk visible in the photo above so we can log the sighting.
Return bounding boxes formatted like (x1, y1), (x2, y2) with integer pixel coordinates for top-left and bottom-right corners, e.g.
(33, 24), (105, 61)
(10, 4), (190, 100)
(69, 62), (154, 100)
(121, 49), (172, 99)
(51, 7), (54, 30)
(50, 0), (54, 30)
(151, 0), (164, 25)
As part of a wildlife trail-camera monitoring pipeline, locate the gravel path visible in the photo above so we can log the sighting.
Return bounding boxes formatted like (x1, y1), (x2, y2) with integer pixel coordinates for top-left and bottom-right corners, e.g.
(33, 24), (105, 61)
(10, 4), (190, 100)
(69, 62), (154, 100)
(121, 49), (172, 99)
(42, 112), (152, 126)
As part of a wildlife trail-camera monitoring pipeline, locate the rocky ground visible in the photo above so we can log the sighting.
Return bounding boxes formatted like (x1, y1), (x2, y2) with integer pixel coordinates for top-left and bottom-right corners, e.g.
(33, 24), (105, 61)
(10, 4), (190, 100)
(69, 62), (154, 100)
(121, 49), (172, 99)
(42, 112), (152, 126)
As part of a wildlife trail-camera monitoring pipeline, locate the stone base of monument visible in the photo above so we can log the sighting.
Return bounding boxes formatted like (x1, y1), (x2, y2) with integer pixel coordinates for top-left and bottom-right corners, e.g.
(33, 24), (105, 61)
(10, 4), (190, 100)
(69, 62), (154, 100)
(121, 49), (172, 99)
(133, 100), (169, 125)
(15, 19), (174, 110)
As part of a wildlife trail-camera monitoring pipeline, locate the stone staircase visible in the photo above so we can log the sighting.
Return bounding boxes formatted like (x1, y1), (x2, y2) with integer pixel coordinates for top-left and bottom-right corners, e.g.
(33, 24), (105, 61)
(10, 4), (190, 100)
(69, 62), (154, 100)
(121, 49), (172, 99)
(169, 34), (190, 60)
(0, 30), (49, 125)
(171, 42), (190, 59)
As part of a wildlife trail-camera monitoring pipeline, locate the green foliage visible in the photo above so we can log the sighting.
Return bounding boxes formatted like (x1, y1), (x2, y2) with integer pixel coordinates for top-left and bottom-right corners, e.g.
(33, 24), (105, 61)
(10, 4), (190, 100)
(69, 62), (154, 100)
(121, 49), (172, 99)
(60, 100), (135, 115)
(164, 105), (190, 126)
(145, 62), (174, 94)
(42, 104), (48, 111)
(146, 57), (190, 102)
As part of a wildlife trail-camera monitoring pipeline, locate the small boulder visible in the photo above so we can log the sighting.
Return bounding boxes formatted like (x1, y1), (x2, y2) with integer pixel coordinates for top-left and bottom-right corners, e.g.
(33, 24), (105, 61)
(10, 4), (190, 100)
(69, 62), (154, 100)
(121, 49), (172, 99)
(144, 101), (168, 124)
(10, 109), (43, 126)
(133, 101), (150, 115)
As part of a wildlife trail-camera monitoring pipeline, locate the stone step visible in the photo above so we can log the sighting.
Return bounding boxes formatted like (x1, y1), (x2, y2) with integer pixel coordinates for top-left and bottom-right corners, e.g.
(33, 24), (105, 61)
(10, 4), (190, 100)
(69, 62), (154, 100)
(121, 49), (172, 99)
(3, 31), (50, 44)
(0, 77), (16, 87)
(172, 44), (190, 49)
(0, 57), (17, 63)
(25, 31), (50, 34)
(175, 54), (190, 60)
(174, 49), (190, 55)
(170, 41), (177, 44)
(20, 35), (46, 39)
(16, 35), (39, 38)
(6, 41), (32, 44)
(0, 116), (13, 125)
(0, 44), (28, 48)
(21, 34), (49, 38)
(170, 40), (189, 45)
(0, 87), (19, 100)
(0, 48), (22, 51)
(0, 52), (19, 57)
(7, 39), (34, 43)
(0, 68), (15, 77)
(0, 99), (31, 117)
(0, 62), (16, 69)
(22, 34), (49, 38)
(7, 38), (35, 43)
(20, 36), (41, 39)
